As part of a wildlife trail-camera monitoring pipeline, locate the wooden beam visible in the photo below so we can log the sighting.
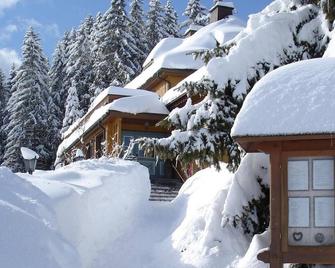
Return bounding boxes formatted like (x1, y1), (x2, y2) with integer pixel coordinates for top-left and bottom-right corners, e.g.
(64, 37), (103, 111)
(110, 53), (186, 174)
(269, 143), (283, 268)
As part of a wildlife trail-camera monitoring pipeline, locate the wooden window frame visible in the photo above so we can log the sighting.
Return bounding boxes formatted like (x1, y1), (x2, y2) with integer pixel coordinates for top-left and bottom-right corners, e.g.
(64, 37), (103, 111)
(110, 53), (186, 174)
(281, 150), (335, 262)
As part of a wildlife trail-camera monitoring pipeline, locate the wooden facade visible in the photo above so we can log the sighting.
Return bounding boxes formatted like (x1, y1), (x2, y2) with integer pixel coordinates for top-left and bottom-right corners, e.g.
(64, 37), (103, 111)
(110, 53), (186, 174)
(236, 134), (335, 267)
(140, 68), (195, 97)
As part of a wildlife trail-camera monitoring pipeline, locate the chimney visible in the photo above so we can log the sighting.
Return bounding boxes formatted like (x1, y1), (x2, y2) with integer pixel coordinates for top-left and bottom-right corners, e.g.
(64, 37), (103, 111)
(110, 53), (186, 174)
(209, 1), (234, 23)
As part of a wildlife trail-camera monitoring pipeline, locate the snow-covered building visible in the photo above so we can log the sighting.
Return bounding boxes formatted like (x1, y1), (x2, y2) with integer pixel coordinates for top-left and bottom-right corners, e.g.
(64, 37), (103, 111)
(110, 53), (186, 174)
(126, 2), (244, 98)
(57, 1), (244, 186)
(232, 58), (335, 266)
(56, 87), (182, 185)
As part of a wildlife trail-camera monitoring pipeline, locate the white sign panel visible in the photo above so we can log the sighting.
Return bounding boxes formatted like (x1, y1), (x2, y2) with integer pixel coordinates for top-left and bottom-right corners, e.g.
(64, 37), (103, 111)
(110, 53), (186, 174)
(313, 160), (334, 190)
(289, 197), (310, 227)
(315, 197), (335, 227)
(288, 160), (309, 191)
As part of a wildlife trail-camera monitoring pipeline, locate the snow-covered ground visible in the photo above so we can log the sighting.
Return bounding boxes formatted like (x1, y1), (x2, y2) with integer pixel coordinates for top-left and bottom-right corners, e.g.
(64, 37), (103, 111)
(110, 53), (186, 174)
(0, 154), (271, 268)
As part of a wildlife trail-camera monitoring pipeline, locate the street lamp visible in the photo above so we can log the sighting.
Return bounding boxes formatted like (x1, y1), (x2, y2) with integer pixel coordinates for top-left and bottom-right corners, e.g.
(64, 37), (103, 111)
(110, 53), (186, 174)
(20, 147), (39, 175)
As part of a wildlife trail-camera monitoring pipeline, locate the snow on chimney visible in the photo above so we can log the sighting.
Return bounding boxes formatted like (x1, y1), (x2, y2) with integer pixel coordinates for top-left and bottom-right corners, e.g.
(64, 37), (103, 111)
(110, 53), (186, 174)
(209, 1), (234, 23)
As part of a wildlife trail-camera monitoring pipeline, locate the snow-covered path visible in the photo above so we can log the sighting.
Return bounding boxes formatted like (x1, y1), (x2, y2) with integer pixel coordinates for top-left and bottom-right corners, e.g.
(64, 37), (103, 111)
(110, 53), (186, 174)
(0, 156), (271, 268)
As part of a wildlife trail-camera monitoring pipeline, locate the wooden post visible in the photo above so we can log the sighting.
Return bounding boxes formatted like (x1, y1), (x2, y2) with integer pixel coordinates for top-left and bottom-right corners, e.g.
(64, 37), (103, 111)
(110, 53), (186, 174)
(269, 143), (283, 268)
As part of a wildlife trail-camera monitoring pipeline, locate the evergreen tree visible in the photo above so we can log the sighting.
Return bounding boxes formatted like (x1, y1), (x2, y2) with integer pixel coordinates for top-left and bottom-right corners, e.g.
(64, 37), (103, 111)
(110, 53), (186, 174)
(49, 34), (70, 120)
(164, 0), (180, 37)
(66, 16), (94, 113)
(129, 0), (148, 74)
(107, 0), (140, 85)
(139, 79), (240, 171)
(61, 82), (83, 134)
(90, 12), (105, 102)
(2, 65), (17, 142)
(183, 0), (208, 28)
(3, 28), (50, 172)
(0, 69), (7, 163)
(146, 0), (165, 51)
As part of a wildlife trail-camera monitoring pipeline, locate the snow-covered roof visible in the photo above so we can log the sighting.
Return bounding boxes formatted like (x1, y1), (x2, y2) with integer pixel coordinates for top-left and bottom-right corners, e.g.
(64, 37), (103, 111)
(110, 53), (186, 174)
(90, 86), (154, 112)
(126, 16), (244, 89)
(57, 94), (168, 157)
(64, 86), (156, 138)
(231, 58), (335, 138)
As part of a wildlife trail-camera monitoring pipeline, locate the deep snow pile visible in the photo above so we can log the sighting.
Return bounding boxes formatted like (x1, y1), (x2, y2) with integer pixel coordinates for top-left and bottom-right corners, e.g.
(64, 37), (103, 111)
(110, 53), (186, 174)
(2, 155), (270, 267)
(0, 167), (80, 268)
(93, 153), (270, 268)
(16, 158), (150, 268)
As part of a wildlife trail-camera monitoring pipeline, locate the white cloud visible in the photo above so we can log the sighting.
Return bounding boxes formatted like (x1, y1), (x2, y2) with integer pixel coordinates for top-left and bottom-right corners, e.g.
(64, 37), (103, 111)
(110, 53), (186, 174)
(17, 17), (61, 38)
(0, 24), (18, 41)
(0, 0), (20, 14)
(0, 48), (21, 75)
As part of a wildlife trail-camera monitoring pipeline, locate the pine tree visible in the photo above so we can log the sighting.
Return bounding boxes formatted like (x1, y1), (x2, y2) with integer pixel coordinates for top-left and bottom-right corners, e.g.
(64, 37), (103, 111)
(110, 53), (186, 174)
(129, 0), (148, 74)
(139, 79), (240, 171)
(107, 0), (140, 85)
(49, 34), (70, 120)
(90, 12), (105, 102)
(3, 28), (50, 172)
(61, 81), (83, 134)
(2, 65), (17, 142)
(146, 0), (165, 51)
(183, 0), (208, 28)
(66, 16), (95, 113)
(164, 0), (180, 37)
(0, 69), (7, 163)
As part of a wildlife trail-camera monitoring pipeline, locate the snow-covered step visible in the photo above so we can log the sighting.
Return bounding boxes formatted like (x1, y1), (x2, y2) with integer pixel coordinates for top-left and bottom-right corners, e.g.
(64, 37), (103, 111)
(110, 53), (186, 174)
(149, 183), (181, 202)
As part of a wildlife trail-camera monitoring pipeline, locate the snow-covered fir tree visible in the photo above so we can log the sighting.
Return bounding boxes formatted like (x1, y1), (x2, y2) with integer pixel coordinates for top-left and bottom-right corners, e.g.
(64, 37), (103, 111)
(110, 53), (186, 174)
(0, 69), (7, 163)
(164, 0), (180, 37)
(146, 0), (165, 51)
(106, 0), (140, 85)
(3, 28), (50, 172)
(140, 0), (330, 172)
(182, 0), (208, 28)
(66, 16), (95, 113)
(129, 0), (149, 74)
(61, 82), (83, 134)
(89, 12), (105, 101)
(2, 65), (17, 142)
(49, 33), (71, 120)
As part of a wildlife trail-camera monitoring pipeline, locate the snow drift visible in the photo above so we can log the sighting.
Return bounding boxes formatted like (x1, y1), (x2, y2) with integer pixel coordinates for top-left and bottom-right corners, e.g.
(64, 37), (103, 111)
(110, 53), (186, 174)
(0, 167), (80, 268)
(2, 158), (150, 268)
(93, 153), (270, 268)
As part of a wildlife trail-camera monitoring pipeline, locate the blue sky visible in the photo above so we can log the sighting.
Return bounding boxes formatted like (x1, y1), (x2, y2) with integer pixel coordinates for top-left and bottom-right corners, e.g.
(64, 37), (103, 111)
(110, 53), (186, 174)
(0, 0), (273, 74)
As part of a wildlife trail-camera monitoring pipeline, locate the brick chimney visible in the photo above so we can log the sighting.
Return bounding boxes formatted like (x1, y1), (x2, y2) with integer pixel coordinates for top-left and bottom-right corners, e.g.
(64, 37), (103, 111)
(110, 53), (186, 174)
(209, 1), (234, 23)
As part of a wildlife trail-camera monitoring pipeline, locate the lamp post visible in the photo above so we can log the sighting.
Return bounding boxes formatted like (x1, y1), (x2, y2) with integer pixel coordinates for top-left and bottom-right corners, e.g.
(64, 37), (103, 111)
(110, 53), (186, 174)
(20, 147), (39, 175)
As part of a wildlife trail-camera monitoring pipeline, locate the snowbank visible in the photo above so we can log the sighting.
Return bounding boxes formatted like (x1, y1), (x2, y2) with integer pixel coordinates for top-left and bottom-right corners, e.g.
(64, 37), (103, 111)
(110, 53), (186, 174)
(3, 153), (270, 267)
(232, 58), (335, 137)
(126, 16), (244, 89)
(0, 167), (80, 268)
(19, 158), (151, 268)
(94, 153), (270, 268)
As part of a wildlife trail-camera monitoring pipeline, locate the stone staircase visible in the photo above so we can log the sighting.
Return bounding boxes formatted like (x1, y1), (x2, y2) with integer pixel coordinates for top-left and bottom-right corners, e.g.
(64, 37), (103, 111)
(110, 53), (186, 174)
(149, 183), (182, 202)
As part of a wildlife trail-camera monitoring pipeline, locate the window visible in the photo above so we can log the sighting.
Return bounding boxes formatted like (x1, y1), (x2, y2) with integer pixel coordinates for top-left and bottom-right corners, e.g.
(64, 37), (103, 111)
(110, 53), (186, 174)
(287, 157), (335, 246)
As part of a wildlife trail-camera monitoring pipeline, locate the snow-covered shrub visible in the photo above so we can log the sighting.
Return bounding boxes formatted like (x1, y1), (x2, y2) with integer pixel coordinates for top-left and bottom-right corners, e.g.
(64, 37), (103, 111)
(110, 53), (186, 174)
(232, 177), (269, 237)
